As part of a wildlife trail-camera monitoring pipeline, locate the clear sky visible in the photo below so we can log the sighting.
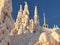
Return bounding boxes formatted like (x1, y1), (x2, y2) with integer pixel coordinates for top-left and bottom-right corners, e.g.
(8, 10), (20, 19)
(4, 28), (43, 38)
(12, 0), (60, 28)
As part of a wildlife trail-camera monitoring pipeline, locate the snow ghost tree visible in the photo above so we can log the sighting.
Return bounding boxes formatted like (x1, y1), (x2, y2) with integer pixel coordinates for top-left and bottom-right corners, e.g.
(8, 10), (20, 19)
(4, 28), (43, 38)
(22, 2), (29, 33)
(29, 19), (34, 33)
(0, 23), (11, 45)
(0, 0), (14, 33)
(0, 0), (13, 44)
(34, 32), (56, 45)
(51, 31), (60, 45)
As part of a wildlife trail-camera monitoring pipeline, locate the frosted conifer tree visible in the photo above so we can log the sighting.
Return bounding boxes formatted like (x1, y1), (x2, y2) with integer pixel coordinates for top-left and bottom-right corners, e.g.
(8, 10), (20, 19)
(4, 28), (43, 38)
(34, 6), (41, 32)
(0, 0), (14, 33)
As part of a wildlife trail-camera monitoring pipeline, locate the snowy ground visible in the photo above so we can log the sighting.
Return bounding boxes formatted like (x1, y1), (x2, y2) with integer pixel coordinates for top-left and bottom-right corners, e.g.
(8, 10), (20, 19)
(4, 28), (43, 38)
(10, 31), (40, 45)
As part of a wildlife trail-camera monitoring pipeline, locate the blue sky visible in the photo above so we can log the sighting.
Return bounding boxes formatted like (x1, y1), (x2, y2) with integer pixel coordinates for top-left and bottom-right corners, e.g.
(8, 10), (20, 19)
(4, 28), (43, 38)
(12, 0), (60, 28)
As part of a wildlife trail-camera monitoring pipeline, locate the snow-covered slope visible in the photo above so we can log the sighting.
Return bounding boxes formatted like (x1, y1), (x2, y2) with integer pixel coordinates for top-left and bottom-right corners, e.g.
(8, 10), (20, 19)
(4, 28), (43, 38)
(10, 31), (40, 45)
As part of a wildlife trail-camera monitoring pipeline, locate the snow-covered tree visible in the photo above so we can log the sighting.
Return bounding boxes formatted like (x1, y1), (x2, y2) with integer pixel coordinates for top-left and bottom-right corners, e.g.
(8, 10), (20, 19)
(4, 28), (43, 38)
(33, 6), (41, 33)
(0, 0), (14, 33)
